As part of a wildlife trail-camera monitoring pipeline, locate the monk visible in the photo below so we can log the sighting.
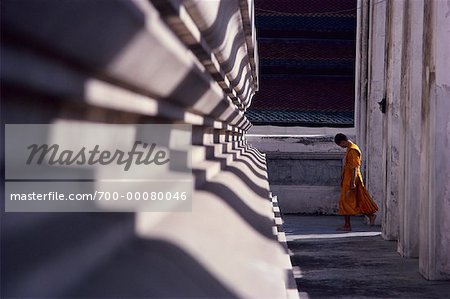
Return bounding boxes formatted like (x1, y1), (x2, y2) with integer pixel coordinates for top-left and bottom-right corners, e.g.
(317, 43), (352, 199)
(334, 133), (378, 231)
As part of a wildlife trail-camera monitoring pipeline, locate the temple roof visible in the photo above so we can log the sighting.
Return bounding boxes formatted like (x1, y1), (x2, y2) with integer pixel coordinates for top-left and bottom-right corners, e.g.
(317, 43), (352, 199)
(246, 0), (357, 127)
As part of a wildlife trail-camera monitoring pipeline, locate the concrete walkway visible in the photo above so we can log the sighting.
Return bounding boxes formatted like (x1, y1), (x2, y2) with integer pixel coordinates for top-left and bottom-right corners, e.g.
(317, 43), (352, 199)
(283, 215), (450, 299)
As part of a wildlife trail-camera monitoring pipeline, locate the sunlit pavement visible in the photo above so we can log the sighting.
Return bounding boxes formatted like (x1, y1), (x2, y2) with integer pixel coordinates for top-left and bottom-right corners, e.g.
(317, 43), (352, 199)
(283, 215), (450, 299)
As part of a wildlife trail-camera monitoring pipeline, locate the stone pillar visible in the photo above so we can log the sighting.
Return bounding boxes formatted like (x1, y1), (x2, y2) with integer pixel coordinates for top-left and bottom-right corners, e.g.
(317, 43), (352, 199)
(397, 0), (423, 258)
(419, 0), (450, 280)
(363, 0), (388, 225)
(381, 0), (405, 240)
(354, 0), (369, 160)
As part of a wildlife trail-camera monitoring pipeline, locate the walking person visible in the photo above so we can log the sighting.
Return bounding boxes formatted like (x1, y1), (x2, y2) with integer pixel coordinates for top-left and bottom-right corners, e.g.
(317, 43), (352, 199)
(334, 133), (378, 231)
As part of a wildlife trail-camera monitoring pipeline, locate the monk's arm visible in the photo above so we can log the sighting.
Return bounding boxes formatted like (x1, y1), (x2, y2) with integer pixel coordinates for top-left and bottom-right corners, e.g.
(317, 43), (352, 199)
(350, 167), (357, 189)
(348, 149), (359, 189)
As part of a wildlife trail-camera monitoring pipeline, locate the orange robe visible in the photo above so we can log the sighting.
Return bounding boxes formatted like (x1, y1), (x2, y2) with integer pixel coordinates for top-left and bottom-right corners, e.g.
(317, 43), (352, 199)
(338, 143), (378, 215)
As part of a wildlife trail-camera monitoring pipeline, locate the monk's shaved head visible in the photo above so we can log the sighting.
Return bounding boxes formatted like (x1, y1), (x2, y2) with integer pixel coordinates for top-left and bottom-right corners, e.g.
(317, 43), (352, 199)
(334, 133), (348, 145)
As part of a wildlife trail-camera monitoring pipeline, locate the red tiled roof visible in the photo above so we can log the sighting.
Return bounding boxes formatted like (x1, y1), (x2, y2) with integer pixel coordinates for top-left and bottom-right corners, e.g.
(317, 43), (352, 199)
(255, 0), (357, 17)
(247, 0), (357, 126)
(251, 77), (354, 112)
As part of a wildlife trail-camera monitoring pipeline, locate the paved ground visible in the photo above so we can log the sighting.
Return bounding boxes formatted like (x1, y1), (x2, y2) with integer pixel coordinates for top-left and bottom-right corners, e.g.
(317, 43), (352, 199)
(283, 215), (450, 299)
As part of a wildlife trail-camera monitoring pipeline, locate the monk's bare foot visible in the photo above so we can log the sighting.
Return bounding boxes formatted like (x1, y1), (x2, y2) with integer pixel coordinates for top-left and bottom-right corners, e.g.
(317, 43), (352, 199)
(368, 214), (377, 226)
(336, 226), (351, 231)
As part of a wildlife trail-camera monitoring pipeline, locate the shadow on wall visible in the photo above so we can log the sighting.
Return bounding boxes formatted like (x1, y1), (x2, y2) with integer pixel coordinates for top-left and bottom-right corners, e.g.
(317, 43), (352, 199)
(1, 0), (293, 298)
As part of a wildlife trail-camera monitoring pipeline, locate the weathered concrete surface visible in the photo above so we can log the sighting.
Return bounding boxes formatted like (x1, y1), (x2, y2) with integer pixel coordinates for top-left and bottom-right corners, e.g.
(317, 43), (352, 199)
(284, 216), (450, 298)
(397, 0), (423, 259)
(358, 0), (386, 229)
(271, 185), (339, 214)
(266, 154), (342, 186)
(247, 126), (355, 153)
(380, 0), (405, 241)
(419, 0), (450, 280)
